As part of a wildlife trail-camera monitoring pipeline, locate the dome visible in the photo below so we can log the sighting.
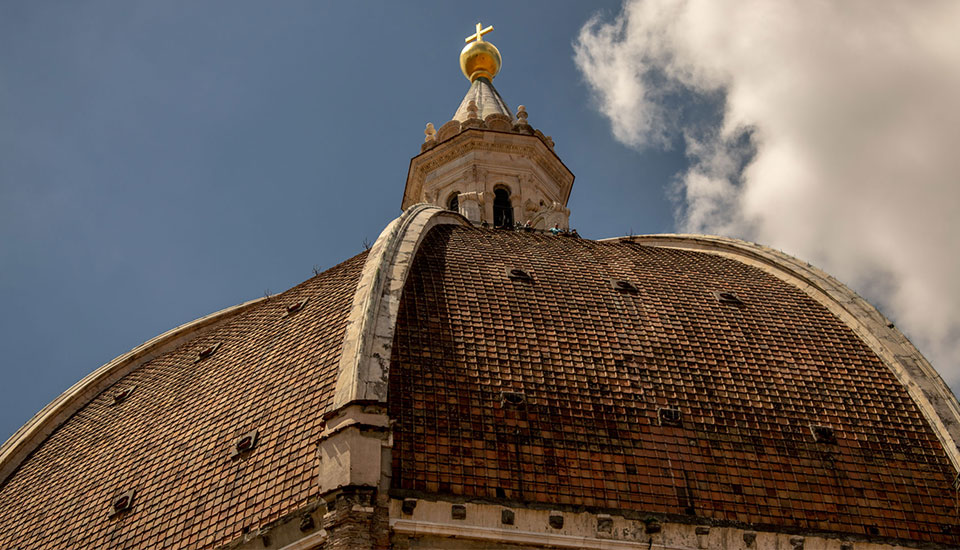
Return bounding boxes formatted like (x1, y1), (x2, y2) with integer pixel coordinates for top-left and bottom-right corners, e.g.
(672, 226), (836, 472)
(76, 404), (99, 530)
(1, 206), (958, 549)
(2, 23), (959, 550)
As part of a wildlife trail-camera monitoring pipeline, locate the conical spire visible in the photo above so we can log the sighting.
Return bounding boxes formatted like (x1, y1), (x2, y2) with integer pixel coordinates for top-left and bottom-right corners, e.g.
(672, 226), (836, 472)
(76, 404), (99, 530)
(452, 78), (512, 123)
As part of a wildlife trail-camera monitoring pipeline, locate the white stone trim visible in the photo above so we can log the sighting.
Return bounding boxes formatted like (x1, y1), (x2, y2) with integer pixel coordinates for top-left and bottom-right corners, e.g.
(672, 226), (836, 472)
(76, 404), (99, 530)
(391, 519), (690, 550)
(320, 404), (390, 438)
(330, 204), (469, 408)
(317, 403), (392, 493)
(0, 295), (269, 487)
(603, 233), (960, 471)
(277, 530), (327, 550)
(390, 499), (909, 549)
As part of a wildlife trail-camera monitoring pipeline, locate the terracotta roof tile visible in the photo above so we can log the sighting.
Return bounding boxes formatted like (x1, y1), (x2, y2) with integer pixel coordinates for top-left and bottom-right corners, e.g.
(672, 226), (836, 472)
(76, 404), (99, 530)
(389, 226), (959, 545)
(0, 252), (367, 549)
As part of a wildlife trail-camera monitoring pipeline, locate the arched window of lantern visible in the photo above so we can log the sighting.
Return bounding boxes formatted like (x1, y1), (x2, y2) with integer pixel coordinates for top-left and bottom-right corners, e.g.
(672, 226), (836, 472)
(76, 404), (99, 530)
(493, 186), (514, 228)
(447, 192), (460, 212)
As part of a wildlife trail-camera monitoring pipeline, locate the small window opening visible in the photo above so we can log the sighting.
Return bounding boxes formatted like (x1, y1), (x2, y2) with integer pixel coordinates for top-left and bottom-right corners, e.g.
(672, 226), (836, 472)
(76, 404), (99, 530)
(284, 298), (309, 316)
(500, 390), (526, 408)
(611, 279), (638, 293)
(112, 386), (135, 406)
(658, 407), (682, 426)
(506, 267), (533, 282)
(110, 489), (136, 516)
(811, 425), (836, 444)
(714, 291), (744, 305)
(195, 343), (221, 362)
(231, 429), (260, 458)
(447, 192), (460, 212)
(493, 188), (514, 228)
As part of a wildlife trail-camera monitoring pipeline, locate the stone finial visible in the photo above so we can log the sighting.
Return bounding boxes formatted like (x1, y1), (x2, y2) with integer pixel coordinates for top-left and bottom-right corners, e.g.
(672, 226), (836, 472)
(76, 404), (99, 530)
(514, 105), (532, 134)
(424, 123), (436, 143)
(517, 105), (528, 124)
(466, 100), (479, 120)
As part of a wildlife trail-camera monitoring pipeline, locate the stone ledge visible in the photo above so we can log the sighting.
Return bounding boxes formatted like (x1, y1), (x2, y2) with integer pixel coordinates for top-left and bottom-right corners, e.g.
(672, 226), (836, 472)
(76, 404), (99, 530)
(390, 499), (910, 550)
(392, 519), (671, 549)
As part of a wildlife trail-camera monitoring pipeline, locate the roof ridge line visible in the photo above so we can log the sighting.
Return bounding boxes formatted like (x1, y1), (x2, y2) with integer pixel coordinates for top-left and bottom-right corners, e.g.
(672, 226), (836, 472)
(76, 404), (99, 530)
(330, 204), (470, 410)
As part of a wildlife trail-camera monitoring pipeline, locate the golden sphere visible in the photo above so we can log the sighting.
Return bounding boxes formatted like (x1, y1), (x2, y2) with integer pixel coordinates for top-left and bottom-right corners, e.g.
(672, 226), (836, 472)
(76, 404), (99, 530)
(460, 40), (501, 82)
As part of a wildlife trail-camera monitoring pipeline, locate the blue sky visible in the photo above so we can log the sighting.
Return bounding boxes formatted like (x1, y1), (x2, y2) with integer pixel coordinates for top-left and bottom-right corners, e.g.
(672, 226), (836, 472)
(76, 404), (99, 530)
(0, 2), (684, 440)
(4, 2), (960, 443)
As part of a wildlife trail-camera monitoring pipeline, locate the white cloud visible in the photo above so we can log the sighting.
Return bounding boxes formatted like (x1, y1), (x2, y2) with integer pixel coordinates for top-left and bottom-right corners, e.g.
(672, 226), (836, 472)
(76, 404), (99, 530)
(575, 0), (960, 386)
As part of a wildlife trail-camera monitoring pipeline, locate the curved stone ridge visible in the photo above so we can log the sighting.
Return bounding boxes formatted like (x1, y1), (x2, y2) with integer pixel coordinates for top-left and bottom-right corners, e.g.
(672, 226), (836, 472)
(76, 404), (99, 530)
(331, 204), (469, 410)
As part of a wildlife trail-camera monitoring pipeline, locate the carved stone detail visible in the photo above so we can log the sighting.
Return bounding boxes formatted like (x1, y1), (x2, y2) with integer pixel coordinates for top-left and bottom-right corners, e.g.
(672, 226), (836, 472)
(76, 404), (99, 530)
(403, 128), (575, 226)
(413, 139), (566, 186)
(484, 113), (513, 131)
(436, 120), (462, 142)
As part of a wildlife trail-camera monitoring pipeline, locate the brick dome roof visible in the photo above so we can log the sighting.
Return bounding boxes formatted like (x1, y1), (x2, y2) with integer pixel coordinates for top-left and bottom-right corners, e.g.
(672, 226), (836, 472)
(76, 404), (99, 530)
(0, 207), (957, 548)
(0, 253), (368, 549)
(389, 224), (958, 545)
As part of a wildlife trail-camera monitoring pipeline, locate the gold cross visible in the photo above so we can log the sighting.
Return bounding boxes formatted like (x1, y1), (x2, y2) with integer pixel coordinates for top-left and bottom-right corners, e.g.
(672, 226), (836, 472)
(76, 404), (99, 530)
(465, 22), (493, 43)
